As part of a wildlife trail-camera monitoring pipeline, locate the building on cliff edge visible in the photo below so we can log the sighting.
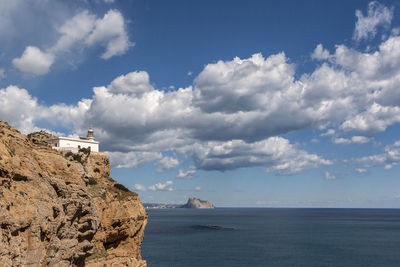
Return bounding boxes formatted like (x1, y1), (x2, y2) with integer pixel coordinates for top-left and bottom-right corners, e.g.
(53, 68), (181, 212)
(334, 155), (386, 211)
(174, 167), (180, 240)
(48, 128), (99, 152)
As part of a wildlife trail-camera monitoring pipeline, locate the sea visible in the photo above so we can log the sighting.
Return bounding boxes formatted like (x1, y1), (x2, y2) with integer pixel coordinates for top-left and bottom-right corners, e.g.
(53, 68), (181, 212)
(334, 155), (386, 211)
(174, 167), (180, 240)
(141, 208), (400, 267)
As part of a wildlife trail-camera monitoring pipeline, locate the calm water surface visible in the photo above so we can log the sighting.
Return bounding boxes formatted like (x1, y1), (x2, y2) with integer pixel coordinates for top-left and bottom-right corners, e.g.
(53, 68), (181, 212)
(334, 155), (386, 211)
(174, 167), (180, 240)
(141, 208), (400, 267)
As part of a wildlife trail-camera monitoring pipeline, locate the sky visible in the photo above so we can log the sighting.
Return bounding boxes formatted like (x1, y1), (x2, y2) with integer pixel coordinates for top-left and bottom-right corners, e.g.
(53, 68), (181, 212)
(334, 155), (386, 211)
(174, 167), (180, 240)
(1, 0), (400, 207)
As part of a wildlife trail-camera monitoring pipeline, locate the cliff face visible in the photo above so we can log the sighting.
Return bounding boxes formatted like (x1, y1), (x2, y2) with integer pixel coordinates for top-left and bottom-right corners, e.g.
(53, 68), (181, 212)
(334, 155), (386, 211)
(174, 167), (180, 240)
(0, 121), (147, 267)
(181, 198), (215, 209)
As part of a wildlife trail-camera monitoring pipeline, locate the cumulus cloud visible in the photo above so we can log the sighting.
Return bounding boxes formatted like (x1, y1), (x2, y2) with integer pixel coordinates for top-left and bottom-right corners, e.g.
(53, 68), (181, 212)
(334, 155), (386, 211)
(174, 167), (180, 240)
(0, 68), (5, 79)
(158, 156), (180, 172)
(332, 137), (352, 145)
(353, 1), (393, 41)
(51, 10), (97, 54)
(332, 136), (370, 145)
(0, 85), (41, 132)
(5, 31), (400, 173)
(5, 1), (400, 174)
(148, 181), (173, 191)
(182, 138), (332, 174)
(134, 181), (174, 192)
(340, 103), (400, 133)
(351, 136), (370, 144)
(85, 9), (131, 59)
(312, 44), (331, 60)
(195, 186), (201, 191)
(13, 9), (130, 75)
(12, 46), (55, 75)
(133, 184), (146, 191)
(0, 85), (90, 134)
(108, 71), (153, 96)
(106, 151), (162, 168)
(177, 166), (196, 179)
(355, 140), (400, 168)
(321, 129), (335, 136)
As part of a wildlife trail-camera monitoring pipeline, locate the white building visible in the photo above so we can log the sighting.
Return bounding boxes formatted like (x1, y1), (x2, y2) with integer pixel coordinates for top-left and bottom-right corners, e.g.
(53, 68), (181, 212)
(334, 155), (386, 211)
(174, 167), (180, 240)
(49, 128), (99, 152)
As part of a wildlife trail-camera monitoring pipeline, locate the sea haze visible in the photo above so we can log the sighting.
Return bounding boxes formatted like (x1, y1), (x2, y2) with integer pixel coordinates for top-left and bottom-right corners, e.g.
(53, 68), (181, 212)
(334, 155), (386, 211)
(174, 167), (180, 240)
(142, 208), (400, 267)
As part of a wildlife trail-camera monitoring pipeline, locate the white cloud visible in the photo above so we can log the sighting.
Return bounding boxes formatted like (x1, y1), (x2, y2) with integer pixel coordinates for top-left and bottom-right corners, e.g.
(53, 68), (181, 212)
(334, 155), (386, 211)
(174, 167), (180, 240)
(85, 9), (131, 59)
(106, 151), (162, 168)
(351, 136), (370, 144)
(177, 166), (196, 179)
(12, 9), (131, 75)
(321, 129), (335, 136)
(312, 44), (330, 60)
(158, 156), (180, 172)
(355, 140), (400, 169)
(356, 168), (367, 173)
(182, 137), (331, 174)
(332, 136), (370, 145)
(148, 181), (173, 191)
(0, 85), (41, 132)
(353, 1), (393, 41)
(12, 46), (55, 75)
(324, 171), (337, 180)
(51, 10), (97, 54)
(195, 186), (201, 191)
(108, 71), (153, 96)
(133, 184), (146, 191)
(6, 4), (400, 174)
(332, 137), (352, 144)
(340, 103), (400, 133)
(384, 164), (393, 169)
(0, 68), (5, 79)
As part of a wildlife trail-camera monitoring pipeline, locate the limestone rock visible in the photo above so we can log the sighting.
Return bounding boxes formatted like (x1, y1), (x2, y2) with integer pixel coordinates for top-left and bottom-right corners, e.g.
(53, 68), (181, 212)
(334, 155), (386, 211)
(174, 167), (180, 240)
(0, 121), (147, 266)
(181, 197), (215, 209)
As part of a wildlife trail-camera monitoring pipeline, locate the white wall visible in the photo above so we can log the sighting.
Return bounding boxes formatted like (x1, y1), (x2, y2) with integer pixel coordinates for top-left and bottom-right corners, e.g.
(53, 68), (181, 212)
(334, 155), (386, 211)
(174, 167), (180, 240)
(57, 138), (99, 152)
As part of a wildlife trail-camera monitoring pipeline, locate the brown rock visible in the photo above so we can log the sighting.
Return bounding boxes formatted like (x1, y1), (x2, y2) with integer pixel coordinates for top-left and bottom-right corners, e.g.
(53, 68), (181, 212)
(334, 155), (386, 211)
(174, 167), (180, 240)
(0, 121), (147, 266)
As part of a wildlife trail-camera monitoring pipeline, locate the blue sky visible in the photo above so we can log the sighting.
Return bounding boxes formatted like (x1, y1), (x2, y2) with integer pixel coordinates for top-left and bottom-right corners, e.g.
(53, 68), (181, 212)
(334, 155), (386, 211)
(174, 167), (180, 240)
(1, 0), (400, 207)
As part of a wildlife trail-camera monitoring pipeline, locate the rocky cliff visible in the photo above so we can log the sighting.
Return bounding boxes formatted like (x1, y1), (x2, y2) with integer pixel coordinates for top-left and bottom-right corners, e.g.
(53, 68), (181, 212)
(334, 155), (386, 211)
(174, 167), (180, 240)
(0, 121), (147, 267)
(181, 198), (215, 209)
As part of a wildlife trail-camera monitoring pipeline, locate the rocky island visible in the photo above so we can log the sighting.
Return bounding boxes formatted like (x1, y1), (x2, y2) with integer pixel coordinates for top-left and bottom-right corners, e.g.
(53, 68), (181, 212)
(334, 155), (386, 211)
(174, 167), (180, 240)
(144, 197), (215, 209)
(181, 197), (215, 209)
(0, 121), (147, 266)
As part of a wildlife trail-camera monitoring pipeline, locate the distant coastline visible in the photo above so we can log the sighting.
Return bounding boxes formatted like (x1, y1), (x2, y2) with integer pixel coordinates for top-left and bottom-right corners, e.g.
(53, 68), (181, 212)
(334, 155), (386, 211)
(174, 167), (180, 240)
(144, 197), (215, 209)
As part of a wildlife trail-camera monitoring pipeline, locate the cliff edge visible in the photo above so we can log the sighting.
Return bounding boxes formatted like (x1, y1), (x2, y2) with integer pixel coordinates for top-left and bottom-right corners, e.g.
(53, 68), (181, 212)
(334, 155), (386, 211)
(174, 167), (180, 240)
(0, 121), (147, 267)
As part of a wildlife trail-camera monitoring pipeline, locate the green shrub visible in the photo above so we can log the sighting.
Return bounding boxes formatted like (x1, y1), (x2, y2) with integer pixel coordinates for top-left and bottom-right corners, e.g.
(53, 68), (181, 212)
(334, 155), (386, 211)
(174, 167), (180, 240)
(113, 183), (129, 192)
(73, 154), (82, 163)
(79, 147), (91, 155)
(87, 177), (98, 185)
(64, 151), (83, 163)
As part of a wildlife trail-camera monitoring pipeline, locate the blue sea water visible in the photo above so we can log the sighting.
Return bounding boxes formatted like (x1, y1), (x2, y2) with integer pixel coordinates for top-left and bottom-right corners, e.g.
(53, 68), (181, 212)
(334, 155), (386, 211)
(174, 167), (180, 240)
(141, 208), (400, 267)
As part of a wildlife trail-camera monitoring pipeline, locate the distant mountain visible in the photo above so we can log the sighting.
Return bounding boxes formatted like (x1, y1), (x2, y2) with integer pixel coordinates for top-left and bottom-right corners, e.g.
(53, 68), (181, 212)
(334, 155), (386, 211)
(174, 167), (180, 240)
(181, 197), (215, 209)
(144, 197), (215, 209)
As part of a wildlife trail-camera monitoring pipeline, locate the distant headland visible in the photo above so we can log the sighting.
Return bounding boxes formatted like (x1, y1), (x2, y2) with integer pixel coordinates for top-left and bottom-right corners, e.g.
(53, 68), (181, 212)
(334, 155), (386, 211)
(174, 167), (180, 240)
(144, 197), (215, 209)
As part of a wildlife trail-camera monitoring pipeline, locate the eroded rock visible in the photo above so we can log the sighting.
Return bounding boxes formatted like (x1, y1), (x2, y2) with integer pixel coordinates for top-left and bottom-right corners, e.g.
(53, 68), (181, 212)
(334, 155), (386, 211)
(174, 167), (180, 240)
(0, 121), (147, 266)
